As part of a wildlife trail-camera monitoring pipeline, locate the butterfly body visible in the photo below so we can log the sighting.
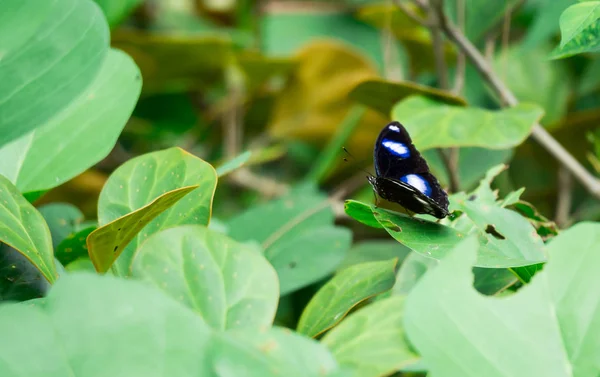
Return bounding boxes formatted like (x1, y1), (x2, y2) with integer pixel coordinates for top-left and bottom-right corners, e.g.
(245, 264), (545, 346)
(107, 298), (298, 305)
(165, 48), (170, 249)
(369, 121), (449, 219)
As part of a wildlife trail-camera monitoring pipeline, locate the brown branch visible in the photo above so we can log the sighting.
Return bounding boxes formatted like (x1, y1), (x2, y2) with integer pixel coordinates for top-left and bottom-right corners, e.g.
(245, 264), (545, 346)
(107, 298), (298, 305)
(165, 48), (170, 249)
(555, 166), (573, 227)
(452, 0), (465, 94)
(432, 5), (600, 199)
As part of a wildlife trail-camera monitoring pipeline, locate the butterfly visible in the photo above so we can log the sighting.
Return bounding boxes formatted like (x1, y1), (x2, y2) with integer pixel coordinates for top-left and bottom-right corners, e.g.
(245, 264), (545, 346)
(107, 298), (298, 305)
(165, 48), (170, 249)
(367, 121), (449, 219)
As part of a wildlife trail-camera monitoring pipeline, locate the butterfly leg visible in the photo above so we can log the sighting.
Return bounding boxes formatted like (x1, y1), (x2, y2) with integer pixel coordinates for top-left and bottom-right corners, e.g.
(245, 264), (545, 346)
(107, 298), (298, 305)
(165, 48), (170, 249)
(373, 190), (379, 207)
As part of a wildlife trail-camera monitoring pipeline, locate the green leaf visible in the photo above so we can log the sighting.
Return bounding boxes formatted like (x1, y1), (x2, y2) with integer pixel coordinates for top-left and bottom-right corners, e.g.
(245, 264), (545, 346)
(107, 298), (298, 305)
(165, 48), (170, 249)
(228, 188), (351, 295)
(93, 0), (143, 28)
(522, 0), (574, 49)
(38, 203), (84, 250)
(0, 0), (109, 147)
(345, 200), (547, 268)
(551, 1), (600, 59)
(64, 257), (96, 273)
(0, 273), (341, 376)
(0, 175), (56, 283)
(88, 185), (198, 274)
(214, 327), (340, 377)
(297, 259), (397, 337)
(338, 240), (410, 270)
(0, 244), (50, 302)
(94, 147), (218, 275)
(405, 222), (600, 377)
(322, 296), (419, 377)
(349, 79), (466, 116)
(391, 96), (544, 150)
(343, 200), (382, 229)
(56, 226), (96, 266)
(132, 225), (279, 330)
(0, 49), (142, 193)
(216, 151), (252, 177)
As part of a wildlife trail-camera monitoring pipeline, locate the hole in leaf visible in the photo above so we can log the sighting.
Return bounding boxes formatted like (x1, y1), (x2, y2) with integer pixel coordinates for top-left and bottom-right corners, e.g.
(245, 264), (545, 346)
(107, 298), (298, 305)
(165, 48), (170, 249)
(113, 246), (118, 252)
(485, 224), (505, 240)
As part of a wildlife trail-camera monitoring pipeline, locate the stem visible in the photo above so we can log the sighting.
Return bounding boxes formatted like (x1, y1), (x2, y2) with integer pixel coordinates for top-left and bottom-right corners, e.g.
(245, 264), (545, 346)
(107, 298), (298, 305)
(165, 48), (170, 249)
(555, 166), (573, 227)
(432, 5), (600, 199)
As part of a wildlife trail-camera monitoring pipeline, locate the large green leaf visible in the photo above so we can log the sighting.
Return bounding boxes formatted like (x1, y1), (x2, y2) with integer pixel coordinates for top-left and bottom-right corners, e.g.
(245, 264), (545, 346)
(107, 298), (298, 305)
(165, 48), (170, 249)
(95, 147), (218, 275)
(344, 200), (547, 268)
(297, 259), (397, 337)
(338, 240), (410, 270)
(0, 49), (141, 193)
(551, 1), (600, 59)
(93, 0), (143, 28)
(322, 296), (418, 377)
(0, 175), (56, 283)
(0, 0), (109, 147)
(0, 273), (341, 376)
(228, 188), (351, 295)
(405, 223), (600, 377)
(132, 225), (279, 330)
(391, 96), (543, 150)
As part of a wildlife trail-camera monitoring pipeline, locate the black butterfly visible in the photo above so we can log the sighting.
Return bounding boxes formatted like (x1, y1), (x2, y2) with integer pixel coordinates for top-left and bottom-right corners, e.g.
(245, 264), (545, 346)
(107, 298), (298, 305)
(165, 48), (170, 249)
(367, 121), (449, 219)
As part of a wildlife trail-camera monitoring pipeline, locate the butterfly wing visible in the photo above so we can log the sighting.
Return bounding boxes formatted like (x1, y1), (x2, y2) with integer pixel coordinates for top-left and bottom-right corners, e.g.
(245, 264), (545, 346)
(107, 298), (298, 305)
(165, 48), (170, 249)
(373, 121), (449, 212)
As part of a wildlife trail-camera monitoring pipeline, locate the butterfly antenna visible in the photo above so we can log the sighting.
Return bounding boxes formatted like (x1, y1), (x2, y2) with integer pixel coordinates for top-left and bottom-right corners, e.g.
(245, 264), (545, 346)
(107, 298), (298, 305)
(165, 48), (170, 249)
(342, 147), (374, 179)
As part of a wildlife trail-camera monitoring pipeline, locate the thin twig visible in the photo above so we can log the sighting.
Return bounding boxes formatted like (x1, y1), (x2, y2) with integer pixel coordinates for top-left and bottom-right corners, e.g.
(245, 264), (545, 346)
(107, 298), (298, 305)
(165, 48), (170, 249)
(452, 0), (465, 94)
(428, 1), (449, 89)
(432, 5), (600, 199)
(437, 149), (459, 192)
(555, 166), (573, 227)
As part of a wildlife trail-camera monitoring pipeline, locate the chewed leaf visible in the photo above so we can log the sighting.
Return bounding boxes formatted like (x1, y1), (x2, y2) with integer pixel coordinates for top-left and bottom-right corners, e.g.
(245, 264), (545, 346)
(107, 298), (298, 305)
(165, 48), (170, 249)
(88, 186), (198, 273)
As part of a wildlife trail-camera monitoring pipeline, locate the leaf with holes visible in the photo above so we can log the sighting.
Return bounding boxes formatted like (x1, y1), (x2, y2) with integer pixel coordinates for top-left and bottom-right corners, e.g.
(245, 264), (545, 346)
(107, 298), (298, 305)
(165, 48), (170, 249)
(297, 259), (397, 338)
(228, 188), (351, 295)
(551, 1), (600, 59)
(391, 96), (544, 150)
(94, 147), (217, 275)
(322, 296), (419, 377)
(132, 225), (279, 330)
(88, 186), (198, 274)
(404, 223), (600, 377)
(0, 175), (56, 283)
(343, 200), (382, 229)
(0, 0), (109, 147)
(0, 49), (142, 193)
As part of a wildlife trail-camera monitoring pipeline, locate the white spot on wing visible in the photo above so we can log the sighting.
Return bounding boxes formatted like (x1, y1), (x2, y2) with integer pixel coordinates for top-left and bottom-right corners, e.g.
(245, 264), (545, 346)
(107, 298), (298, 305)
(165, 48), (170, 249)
(382, 139), (410, 158)
(388, 124), (400, 132)
(401, 174), (431, 196)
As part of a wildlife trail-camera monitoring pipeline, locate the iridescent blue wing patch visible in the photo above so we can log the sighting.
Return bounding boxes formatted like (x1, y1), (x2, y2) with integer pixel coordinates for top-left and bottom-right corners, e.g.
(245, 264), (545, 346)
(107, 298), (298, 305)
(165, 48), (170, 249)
(370, 121), (449, 219)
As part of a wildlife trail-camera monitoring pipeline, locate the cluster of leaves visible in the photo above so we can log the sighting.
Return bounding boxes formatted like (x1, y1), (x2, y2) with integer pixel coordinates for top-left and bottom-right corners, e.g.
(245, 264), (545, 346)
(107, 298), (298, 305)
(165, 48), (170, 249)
(2, 0), (600, 376)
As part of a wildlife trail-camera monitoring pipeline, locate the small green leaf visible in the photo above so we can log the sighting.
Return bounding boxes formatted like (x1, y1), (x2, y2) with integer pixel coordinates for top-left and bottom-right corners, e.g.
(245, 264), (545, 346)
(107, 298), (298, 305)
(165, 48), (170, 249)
(349, 78), (466, 117)
(0, 175), (56, 283)
(132, 225), (279, 330)
(96, 147), (217, 275)
(297, 259), (398, 337)
(392, 96), (544, 150)
(216, 151), (252, 177)
(551, 1), (600, 59)
(343, 200), (382, 229)
(322, 296), (419, 377)
(88, 185), (198, 274)
(0, 0), (109, 147)
(404, 223), (600, 377)
(56, 226), (96, 266)
(0, 49), (142, 193)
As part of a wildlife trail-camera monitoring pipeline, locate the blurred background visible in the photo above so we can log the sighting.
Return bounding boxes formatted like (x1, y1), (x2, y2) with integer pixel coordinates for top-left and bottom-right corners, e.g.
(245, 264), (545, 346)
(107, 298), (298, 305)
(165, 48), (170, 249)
(38, 0), (600, 230)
